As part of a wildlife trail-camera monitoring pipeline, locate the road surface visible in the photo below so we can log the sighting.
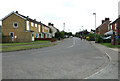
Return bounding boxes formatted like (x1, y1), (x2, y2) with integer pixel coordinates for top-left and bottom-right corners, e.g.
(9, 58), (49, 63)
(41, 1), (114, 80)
(2, 37), (118, 79)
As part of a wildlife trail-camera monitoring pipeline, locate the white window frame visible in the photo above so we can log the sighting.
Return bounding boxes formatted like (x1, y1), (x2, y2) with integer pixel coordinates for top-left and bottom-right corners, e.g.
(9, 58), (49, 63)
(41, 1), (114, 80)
(42, 26), (44, 32)
(39, 25), (40, 32)
(26, 21), (29, 30)
(31, 22), (34, 27)
(110, 25), (112, 30)
(115, 23), (117, 30)
(35, 24), (37, 28)
(13, 22), (18, 28)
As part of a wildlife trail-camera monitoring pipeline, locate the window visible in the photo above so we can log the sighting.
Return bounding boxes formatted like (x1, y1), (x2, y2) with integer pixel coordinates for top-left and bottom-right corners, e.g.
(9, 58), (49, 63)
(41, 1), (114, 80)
(32, 32), (34, 37)
(9, 32), (14, 37)
(108, 25), (109, 30)
(42, 26), (44, 32)
(110, 25), (112, 30)
(26, 21), (29, 30)
(31, 22), (34, 27)
(36, 33), (38, 38)
(39, 25), (41, 32)
(115, 23), (117, 30)
(13, 22), (18, 28)
(39, 33), (41, 38)
(35, 24), (37, 27)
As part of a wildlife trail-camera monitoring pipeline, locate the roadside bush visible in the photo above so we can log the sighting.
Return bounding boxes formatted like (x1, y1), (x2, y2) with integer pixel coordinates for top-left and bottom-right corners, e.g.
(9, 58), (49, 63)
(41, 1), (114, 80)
(96, 34), (103, 43)
(85, 33), (95, 41)
(55, 31), (64, 39)
(118, 38), (120, 45)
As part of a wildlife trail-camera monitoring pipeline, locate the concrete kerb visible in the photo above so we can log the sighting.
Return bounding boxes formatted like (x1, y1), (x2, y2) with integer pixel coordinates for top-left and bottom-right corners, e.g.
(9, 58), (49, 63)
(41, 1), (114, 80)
(84, 41), (118, 79)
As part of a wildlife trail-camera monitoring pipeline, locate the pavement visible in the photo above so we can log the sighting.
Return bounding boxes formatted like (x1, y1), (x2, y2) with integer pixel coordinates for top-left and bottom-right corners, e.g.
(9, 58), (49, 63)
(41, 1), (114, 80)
(2, 38), (118, 79)
(86, 41), (118, 79)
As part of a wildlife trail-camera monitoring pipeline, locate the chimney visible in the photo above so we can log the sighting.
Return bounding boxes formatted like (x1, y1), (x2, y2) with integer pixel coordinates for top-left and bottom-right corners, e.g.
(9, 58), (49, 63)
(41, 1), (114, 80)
(105, 18), (109, 21)
(16, 11), (18, 14)
(52, 24), (54, 27)
(34, 19), (36, 21)
(27, 16), (29, 18)
(102, 20), (105, 24)
(48, 23), (51, 26)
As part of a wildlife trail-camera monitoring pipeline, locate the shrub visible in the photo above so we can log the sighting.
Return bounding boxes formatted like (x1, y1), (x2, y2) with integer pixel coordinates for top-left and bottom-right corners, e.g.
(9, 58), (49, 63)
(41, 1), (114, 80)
(96, 34), (103, 43)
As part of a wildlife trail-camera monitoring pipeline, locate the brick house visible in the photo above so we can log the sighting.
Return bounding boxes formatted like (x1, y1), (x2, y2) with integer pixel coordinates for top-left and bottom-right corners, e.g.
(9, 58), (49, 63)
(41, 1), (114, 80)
(107, 17), (120, 44)
(108, 17), (120, 36)
(1, 11), (51, 42)
(96, 18), (111, 35)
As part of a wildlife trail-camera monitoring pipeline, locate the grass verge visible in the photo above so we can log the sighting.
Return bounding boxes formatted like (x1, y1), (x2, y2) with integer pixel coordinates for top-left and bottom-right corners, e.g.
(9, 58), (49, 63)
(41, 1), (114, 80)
(100, 43), (120, 48)
(1, 41), (50, 46)
(2, 43), (56, 52)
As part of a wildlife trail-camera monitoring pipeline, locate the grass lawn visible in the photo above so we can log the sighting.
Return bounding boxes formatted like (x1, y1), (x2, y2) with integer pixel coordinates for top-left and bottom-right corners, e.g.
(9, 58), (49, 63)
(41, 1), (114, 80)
(1, 41), (56, 52)
(2, 44), (56, 52)
(100, 43), (120, 48)
(1, 41), (50, 46)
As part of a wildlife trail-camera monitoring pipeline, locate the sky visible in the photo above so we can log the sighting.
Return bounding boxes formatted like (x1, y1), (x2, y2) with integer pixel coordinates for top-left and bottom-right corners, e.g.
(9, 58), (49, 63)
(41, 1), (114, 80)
(0, 0), (120, 34)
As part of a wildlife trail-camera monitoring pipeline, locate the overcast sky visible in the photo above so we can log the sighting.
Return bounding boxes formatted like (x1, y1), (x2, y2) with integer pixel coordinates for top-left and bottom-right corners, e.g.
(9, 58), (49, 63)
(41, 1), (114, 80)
(0, 0), (120, 33)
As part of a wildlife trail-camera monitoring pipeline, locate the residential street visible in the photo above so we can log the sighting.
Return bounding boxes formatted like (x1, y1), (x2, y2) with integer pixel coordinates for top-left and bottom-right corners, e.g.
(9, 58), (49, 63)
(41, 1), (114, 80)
(2, 37), (118, 79)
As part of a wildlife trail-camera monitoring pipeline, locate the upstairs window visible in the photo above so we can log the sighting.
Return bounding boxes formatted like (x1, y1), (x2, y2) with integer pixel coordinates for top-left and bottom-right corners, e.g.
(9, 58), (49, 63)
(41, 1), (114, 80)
(110, 25), (112, 30)
(31, 22), (34, 27)
(108, 25), (109, 30)
(13, 22), (18, 28)
(115, 23), (117, 30)
(35, 24), (37, 27)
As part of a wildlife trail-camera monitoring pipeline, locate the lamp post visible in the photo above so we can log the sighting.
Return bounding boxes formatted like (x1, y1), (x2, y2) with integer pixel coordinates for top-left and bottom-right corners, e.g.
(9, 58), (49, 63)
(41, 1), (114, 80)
(82, 26), (84, 36)
(93, 13), (96, 42)
(63, 23), (65, 38)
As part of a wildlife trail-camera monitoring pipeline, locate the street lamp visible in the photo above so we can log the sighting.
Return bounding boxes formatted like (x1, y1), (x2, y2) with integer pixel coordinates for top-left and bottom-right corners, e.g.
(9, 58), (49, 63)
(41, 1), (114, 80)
(93, 13), (96, 42)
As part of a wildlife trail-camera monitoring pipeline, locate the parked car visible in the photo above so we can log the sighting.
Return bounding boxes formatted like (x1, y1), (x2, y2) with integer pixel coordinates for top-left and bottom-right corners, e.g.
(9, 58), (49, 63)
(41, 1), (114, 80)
(102, 36), (111, 39)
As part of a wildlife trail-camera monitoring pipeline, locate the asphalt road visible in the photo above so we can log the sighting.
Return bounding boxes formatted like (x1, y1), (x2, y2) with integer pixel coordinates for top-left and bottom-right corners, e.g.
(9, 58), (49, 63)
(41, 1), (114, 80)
(2, 37), (117, 79)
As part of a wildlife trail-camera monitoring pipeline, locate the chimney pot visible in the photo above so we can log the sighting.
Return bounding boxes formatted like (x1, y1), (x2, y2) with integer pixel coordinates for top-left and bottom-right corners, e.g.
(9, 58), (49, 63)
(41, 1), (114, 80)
(102, 20), (105, 24)
(105, 18), (109, 21)
(16, 11), (18, 13)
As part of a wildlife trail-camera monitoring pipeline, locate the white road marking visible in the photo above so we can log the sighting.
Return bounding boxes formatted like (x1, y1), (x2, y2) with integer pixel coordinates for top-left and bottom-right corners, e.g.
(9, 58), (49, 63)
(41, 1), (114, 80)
(84, 44), (112, 79)
(67, 38), (76, 48)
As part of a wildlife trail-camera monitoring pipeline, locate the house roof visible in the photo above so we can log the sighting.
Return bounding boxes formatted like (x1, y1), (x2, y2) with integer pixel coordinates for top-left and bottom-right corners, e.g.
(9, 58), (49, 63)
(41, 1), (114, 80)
(1, 11), (26, 21)
(110, 17), (120, 25)
(1, 11), (59, 30)
(1, 11), (42, 25)
(96, 22), (106, 29)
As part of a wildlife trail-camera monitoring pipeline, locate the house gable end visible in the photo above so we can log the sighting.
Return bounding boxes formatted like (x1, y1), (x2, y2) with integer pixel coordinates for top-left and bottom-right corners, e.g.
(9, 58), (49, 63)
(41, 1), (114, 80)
(1, 11), (26, 21)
